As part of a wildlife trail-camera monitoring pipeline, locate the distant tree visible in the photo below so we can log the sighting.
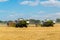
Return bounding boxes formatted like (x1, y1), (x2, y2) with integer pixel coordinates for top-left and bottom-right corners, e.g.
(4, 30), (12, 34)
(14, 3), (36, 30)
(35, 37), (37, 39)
(35, 20), (40, 24)
(29, 19), (40, 24)
(56, 18), (60, 23)
(8, 20), (13, 22)
(0, 20), (3, 23)
(29, 19), (36, 24)
(3, 21), (8, 24)
(34, 20), (40, 27)
(0, 20), (6, 24)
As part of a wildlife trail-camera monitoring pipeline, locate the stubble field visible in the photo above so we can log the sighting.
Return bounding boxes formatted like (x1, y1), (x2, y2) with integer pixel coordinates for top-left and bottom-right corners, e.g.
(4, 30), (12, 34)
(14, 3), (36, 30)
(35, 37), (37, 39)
(0, 23), (60, 40)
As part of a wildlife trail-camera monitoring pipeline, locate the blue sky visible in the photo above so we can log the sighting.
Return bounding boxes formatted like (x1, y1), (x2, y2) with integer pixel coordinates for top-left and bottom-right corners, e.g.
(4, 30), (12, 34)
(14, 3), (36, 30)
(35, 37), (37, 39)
(0, 0), (60, 21)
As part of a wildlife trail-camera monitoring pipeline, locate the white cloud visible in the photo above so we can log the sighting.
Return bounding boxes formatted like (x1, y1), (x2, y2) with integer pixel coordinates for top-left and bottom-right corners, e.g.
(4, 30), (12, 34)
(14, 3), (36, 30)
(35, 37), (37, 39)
(20, 0), (60, 7)
(0, 0), (8, 2)
(43, 12), (60, 20)
(9, 14), (16, 18)
(28, 12), (60, 20)
(38, 11), (45, 14)
(8, 13), (25, 19)
(20, 0), (40, 6)
(40, 0), (60, 7)
(56, 12), (60, 15)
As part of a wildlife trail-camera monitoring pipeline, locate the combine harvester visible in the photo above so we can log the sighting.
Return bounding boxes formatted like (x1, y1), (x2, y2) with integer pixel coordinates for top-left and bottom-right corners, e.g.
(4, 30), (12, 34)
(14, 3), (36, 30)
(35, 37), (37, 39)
(40, 19), (56, 27)
(7, 18), (29, 28)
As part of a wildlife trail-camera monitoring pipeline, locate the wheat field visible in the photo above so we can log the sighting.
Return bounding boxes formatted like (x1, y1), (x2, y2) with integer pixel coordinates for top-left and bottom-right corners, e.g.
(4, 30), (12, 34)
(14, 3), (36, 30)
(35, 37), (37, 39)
(0, 23), (60, 40)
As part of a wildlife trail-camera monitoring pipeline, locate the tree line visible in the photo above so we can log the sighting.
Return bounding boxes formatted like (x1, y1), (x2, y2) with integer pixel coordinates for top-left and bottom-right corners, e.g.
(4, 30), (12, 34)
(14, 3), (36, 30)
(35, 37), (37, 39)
(0, 18), (60, 24)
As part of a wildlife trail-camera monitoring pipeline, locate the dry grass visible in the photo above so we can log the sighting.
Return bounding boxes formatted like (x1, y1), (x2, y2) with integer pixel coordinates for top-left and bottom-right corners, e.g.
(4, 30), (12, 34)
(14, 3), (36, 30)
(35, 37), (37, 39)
(0, 23), (60, 40)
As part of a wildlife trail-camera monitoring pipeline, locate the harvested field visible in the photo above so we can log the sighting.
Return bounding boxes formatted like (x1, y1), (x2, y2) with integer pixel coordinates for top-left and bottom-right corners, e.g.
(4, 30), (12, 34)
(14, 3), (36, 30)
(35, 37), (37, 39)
(0, 23), (60, 40)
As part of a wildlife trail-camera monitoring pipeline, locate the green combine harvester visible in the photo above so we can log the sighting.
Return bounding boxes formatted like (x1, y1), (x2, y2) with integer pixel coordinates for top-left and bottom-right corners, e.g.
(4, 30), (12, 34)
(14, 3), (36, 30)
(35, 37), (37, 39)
(7, 18), (29, 28)
(41, 19), (55, 27)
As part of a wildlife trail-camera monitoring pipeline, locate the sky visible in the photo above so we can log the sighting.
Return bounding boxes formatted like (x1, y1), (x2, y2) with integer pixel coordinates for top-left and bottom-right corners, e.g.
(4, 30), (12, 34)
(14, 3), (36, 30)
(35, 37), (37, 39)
(0, 0), (60, 21)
